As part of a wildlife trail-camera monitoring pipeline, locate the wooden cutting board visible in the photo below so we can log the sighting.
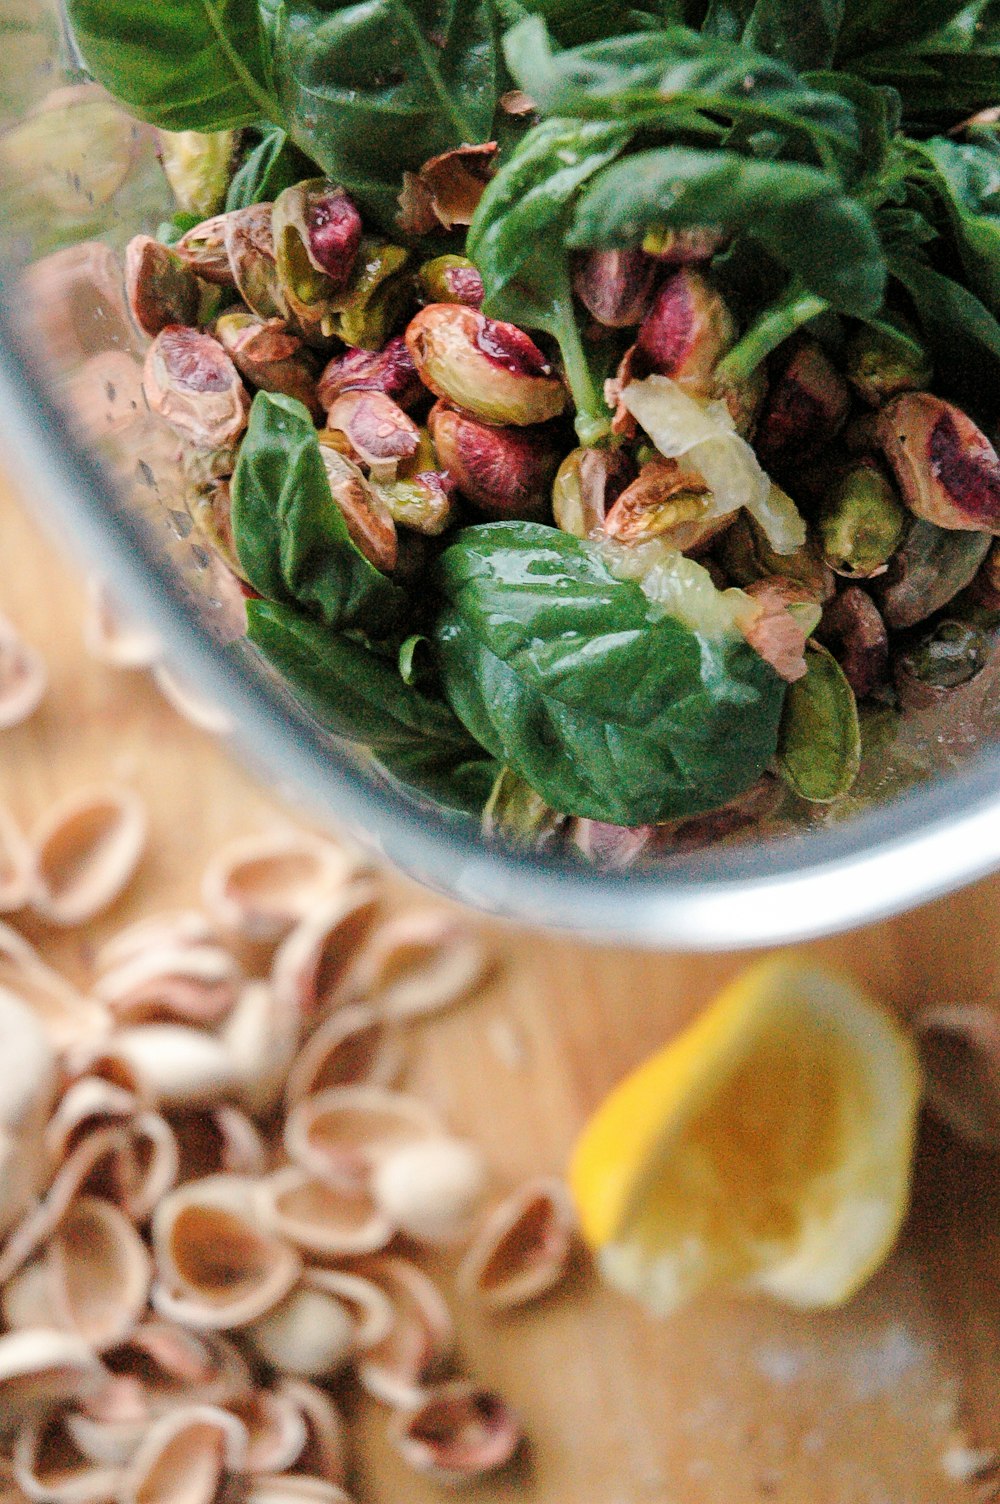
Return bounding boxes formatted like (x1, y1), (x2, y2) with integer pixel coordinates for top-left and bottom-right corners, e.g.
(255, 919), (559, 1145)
(4, 470), (1000, 1504)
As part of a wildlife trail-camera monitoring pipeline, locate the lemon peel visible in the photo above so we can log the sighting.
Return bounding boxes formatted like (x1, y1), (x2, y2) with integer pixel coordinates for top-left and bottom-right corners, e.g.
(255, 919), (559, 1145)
(569, 959), (921, 1314)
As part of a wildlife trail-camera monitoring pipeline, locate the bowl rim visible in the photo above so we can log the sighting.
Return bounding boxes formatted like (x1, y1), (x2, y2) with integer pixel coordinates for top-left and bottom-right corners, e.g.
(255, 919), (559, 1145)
(4, 266), (1000, 950)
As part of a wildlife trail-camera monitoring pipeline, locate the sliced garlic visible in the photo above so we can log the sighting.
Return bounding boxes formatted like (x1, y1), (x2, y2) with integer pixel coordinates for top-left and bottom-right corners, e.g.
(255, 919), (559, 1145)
(29, 784), (147, 926)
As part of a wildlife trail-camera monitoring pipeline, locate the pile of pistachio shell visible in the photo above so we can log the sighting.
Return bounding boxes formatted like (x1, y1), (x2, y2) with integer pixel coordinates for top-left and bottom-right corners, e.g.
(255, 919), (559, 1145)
(125, 171), (1000, 849)
(0, 809), (578, 1497)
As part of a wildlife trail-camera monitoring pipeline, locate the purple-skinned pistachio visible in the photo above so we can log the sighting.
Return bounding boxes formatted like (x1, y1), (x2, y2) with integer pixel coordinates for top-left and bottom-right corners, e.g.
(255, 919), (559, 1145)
(875, 518), (991, 629)
(316, 435), (398, 573)
(418, 256), (484, 309)
(845, 320), (932, 408)
(325, 390), (421, 482)
(374, 428), (456, 536)
(718, 511), (835, 604)
(815, 586), (889, 701)
(893, 618), (992, 711)
(428, 402), (562, 521)
(406, 304), (566, 427)
(661, 775), (783, 852)
(551, 446), (634, 538)
(640, 225), (727, 264)
(634, 269), (735, 397)
(317, 337), (423, 415)
(572, 249), (659, 329)
(817, 458), (908, 579)
(175, 214), (237, 287)
(214, 310), (321, 416)
(334, 239), (412, 350)
(875, 392), (1000, 533)
(604, 456), (721, 551)
(756, 337), (850, 468)
(142, 325), (250, 448)
(272, 179), (363, 338)
(224, 203), (287, 320)
(125, 235), (201, 337)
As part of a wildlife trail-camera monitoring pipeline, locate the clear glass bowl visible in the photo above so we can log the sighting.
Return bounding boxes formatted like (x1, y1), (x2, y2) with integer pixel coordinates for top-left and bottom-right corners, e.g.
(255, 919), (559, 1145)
(4, 0), (1000, 949)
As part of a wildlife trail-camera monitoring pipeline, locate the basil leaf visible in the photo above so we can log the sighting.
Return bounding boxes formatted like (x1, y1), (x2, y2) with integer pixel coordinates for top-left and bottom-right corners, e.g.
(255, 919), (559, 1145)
(226, 126), (316, 211)
(570, 146), (885, 314)
(890, 255), (1000, 409)
(433, 523), (785, 825)
(64, 0), (279, 132)
(502, 19), (861, 166)
(855, 43), (1000, 122)
(271, 0), (498, 229)
(908, 136), (1000, 314)
(837, 0), (978, 59)
(743, 0), (845, 71)
(776, 642), (860, 802)
(246, 600), (497, 814)
(231, 392), (406, 634)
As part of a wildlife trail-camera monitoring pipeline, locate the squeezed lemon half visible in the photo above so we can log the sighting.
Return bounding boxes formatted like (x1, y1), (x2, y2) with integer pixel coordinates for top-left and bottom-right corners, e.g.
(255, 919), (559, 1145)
(569, 959), (922, 1313)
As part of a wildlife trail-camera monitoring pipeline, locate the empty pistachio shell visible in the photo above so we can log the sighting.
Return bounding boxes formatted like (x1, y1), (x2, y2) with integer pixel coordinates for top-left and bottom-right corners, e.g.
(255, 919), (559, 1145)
(64, 1407), (147, 1467)
(99, 1321), (250, 1416)
(45, 1196), (152, 1350)
(354, 1257), (454, 1406)
(0, 1131), (46, 1245)
(0, 612), (46, 730)
(44, 1078), (139, 1169)
(340, 910), (489, 1021)
(916, 1005), (1000, 1146)
(13, 1409), (119, 1504)
(0, 804), (31, 913)
(0, 984), (57, 1135)
(28, 784), (146, 926)
(152, 1176), (301, 1330)
(459, 1177), (576, 1311)
(228, 1388), (308, 1474)
(284, 1087), (442, 1193)
(270, 885), (380, 1025)
(201, 831), (359, 942)
(244, 1475), (353, 1504)
(389, 1382), (521, 1486)
(0, 1329), (104, 1424)
(775, 642), (861, 804)
(283, 1006), (404, 1108)
(222, 982), (300, 1118)
(120, 1404), (247, 1504)
(255, 1166), (393, 1260)
(244, 1285), (355, 1378)
(0, 923), (107, 1049)
(276, 1380), (348, 1487)
(91, 1025), (239, 1110)
(171, 1106), (267, 1182)
(95, 942), (240, 1027)
(303, 1269), (394, 1350)
(82, 579), (162, 669)
(372, 1138), (487, 1246)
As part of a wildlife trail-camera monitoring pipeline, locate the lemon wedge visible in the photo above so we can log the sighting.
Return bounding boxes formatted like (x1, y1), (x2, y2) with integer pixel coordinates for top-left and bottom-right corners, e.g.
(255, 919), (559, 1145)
(569, 959), (921, 1314)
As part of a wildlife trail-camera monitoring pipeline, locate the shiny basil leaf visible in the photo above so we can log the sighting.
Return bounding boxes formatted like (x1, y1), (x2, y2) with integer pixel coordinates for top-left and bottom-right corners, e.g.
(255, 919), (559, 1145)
(836, 0), (979, 59)
(776, 641), (860, 802)
(271, 0), (498, 229)
(434, 523), (786, 825)
(570, 146), (885, 314)
(743, 0), (845, 70)
(64, 0), (278, 131)
(226, 126), (317, 211)
(907, 136), (1000, 314)
(231, 392), (406, 633)
(246, 600), (496, 814)
(890, 255), (1000, 410)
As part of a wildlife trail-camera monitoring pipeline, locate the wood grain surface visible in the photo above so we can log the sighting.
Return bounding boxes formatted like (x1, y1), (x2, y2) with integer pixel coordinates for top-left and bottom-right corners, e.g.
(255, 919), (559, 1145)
(4, 470), (1000, 1504)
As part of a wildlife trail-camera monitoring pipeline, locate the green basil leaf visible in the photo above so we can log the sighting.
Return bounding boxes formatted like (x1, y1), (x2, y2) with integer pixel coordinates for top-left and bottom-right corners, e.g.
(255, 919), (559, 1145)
(433, 523), (785, 825)
(502, 18), (861, 166)
(156, 212), (203, 246)
(837, 0), (978, 59)
(908, 136), (1000, 314)
(855, 43), (1000, 123)
(890, 255), (1000, 410)
(776, 641), (860, 802)
(231, 392), (406, 633)
(225, 126), (316, 211)
(64, 0), (279, 131)
(570, 146), (885, 314)
(270, 0), (498, 229)
(246, 600), (497, 814)
(743, 0), (845, 71)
